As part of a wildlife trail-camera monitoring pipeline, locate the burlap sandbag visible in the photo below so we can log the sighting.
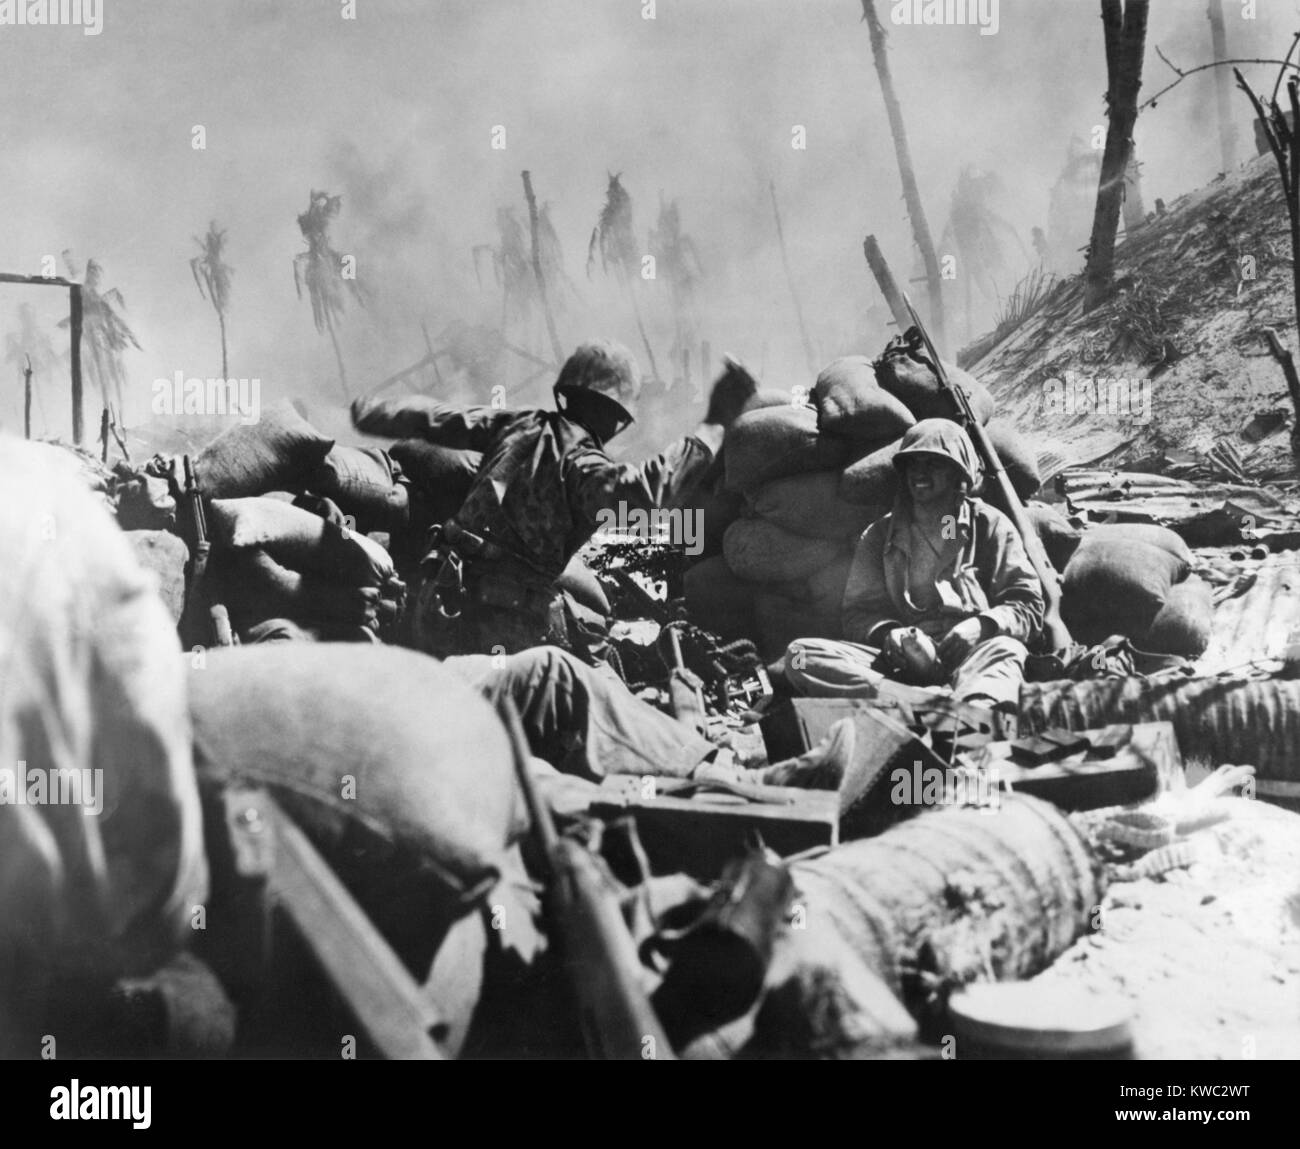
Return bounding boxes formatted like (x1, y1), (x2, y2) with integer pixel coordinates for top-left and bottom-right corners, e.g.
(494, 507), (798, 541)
(188, 645), (519, 904)
(744, 389), (800, 413)
(209, 497), (395, 586)
(1025, 501), (1082, 573)
(749, 471), (882, 541)
(984, 420), (1041, 499)
(754, 591), (842, 660)
(194, 400), (335, 498)
(839, 439), (902, 507)
(874, 335), (995, 424)
(724, 518), (845, 583)
(724, 405), (850, 495)
(1062, 531), (1191, 642)
(700, 486), (745, 558)
(806, 551), (855, 613)
(308, 445), (409, 534)
(1078, 522), (1192, 565)
(812, 356), (916, 445)
(555, 555), (610, 617)
(684, 556), (759, 640)
(1138, 575), (1213, 657)
(124, 529), (190, 625)
(212, 548), (386, 629)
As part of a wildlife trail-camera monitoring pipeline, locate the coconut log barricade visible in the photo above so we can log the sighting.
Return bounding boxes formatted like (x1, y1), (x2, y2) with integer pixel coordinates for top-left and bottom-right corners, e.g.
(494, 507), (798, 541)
(677, 794), (1100, 1059)
(1020, 675), (1300, 787)
(789, 796), (1098, 1022)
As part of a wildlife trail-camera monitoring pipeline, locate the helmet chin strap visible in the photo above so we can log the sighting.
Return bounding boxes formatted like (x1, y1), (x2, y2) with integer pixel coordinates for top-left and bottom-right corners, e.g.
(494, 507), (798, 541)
(554, 385), (635, 443)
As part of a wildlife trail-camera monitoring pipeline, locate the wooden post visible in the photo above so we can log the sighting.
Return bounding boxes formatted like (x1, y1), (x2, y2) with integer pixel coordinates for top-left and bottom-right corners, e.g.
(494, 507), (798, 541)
(861, 0), (948, 355)
(1208, 0), (1239, 172)
(69, 283), (84, 445)
(99, 407), (110, 463)
(862, 235), (911, 331)
(770, 181), (817, 378)
(23, 355), (32, 440)
(521, 171), (564, 368)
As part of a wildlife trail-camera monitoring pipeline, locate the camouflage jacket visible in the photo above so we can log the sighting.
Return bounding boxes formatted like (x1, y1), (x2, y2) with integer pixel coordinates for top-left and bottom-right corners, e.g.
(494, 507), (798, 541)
(353, 396), (715, 580)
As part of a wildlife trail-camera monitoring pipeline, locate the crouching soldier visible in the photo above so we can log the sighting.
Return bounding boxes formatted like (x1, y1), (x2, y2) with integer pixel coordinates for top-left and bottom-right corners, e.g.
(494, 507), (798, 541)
(352, 339), (754, 659)
(783, 419), (1044, 713)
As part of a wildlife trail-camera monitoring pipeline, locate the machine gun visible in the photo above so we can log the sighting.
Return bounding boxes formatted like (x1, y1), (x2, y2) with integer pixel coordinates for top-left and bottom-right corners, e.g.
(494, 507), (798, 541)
(901, 294), (1072, 654)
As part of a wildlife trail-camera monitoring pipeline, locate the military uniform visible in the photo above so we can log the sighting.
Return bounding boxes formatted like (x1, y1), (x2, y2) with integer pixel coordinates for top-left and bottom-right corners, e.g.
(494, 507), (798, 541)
(352, 396), (716, 658)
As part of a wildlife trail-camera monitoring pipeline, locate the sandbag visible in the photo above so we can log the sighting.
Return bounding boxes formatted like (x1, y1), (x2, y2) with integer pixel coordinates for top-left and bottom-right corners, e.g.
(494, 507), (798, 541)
(1026, 501), (1082, 572)
(188, 645), (520, 903)
(308, 445), (409, 534)
(699, 487), (745, 558)
(1138, 575), (1213, 657)
(555, 555), (610, 617)
(124, 529), (190, 625)
(1062, 533), (1191, 642)
(749, 471), (881, 541)
(874, 336), (995, 425)
(839, 439), (901, 507)
(743, 389), (799, 413)
(723, 518), (845, 583)
(805, 551), (855, 613)
(213, 548), (386, 629)
(194, 400), (334, 498)
(754, 591), (842, 660)
(209, 497), (395, 586)
(984, 420), (1041, 499)
(724, 405), (850, 495)
(812, 356), (916, 444)
(390, 440), (481, 501)
(684, 556), (759, 640)
(1076, 522), (1192, 565)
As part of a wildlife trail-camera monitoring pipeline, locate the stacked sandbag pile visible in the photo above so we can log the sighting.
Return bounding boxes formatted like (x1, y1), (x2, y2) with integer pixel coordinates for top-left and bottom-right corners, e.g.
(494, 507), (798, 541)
(207, 495), (405, 640)
(1060, 522), (1211, 656)
(685, 343), (1045, 659)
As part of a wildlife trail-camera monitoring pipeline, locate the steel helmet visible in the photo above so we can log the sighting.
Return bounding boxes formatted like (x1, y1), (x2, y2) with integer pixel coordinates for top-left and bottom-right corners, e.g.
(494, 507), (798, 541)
(892, 418), (982, 488)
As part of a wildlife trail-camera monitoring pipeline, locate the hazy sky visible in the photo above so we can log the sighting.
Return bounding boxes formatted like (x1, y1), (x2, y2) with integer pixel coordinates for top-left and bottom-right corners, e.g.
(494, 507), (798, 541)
(0, 0), (1294, 434)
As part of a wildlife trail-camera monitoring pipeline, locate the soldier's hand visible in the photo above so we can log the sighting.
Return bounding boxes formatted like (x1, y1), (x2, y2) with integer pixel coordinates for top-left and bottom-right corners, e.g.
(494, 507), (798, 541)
(704, 356), (758, 428)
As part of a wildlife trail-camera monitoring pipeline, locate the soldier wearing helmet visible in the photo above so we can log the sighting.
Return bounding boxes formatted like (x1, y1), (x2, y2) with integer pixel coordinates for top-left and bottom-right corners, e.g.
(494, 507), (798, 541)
(352, 338), (755, 659)
(783, 418), (1045, 712)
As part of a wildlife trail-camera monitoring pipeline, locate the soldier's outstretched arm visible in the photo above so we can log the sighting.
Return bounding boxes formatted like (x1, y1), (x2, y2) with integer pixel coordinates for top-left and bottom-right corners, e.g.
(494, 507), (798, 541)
(351, 394), (514, 451)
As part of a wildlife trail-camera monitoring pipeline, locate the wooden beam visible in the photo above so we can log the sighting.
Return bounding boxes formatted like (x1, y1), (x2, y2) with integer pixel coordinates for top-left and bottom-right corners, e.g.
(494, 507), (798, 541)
(69, 284), (84, 445)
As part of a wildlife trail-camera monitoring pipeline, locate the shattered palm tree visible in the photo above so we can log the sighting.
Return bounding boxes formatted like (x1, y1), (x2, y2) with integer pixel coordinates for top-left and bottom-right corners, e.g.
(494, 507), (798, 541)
(190, 221), (233, 380)
(57, 252), (140, 418)
(473, 206), (535, 336)
(942, 166), (1030, 343)
(587, 173), (660, 382)
(293, 189), (364, 399)
(4, 302), (57, 435)
(649, 196), (704, 390)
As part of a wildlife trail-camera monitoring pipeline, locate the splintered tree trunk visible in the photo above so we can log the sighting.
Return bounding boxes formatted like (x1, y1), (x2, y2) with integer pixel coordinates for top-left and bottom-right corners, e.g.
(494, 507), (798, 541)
(1122, 150), (1147, 233)
(862, 0), (947, 354)
(325, 309), (350, 399)
(218, 309), (228, 380)
(521, 170), (565, 369)
(1083, 0), (1150, 312)
(862, 234), (911, 331)
(1208, 0), (1238, 172)
(770, 181), (818, 377)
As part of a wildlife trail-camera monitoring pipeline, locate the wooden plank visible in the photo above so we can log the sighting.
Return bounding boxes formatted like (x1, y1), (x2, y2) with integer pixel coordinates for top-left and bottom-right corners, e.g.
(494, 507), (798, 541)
(267, 799), (448, 1060)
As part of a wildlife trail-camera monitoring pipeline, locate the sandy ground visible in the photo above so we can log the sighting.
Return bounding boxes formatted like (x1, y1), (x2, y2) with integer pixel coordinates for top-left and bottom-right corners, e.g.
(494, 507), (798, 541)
(1030, 797), (1300, 1060)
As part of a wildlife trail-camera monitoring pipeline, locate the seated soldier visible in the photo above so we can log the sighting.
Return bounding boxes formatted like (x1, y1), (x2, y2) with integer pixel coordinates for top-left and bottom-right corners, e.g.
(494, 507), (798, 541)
(782, 419), (1044, 713)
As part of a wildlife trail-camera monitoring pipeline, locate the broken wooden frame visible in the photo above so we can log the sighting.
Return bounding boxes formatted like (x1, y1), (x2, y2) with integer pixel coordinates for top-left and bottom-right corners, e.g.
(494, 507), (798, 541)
(0, 271), (84, 444)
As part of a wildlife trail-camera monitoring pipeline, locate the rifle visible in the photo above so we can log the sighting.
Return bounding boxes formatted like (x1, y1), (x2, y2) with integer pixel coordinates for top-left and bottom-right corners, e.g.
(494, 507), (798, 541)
(900, 294), (1072, 653)
(178, 454), (234, 648)
(497, 697), (676, 1060)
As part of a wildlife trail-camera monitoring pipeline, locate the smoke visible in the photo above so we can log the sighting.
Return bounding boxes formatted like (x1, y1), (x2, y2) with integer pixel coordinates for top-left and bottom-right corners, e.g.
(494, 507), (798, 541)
(0, 0), (1292, 444)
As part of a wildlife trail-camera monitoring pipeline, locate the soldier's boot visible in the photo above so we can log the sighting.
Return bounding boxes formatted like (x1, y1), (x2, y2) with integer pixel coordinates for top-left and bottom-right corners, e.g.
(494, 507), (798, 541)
(689, 718), (855, 793)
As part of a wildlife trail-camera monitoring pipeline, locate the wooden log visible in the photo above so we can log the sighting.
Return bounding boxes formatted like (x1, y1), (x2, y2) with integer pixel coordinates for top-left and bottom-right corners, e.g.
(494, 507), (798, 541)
(863, 234), (911, 332)
(70, 283), (84, 446)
